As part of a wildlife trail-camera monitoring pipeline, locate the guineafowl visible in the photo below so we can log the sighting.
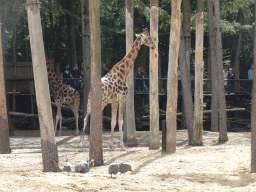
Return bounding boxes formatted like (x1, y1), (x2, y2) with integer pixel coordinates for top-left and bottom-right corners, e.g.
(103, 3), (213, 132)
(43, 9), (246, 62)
(108, 163), (120, 177)
(62, 157), (72, 172)
(119, 163), (134, 174)
(75, 159), (94, 173)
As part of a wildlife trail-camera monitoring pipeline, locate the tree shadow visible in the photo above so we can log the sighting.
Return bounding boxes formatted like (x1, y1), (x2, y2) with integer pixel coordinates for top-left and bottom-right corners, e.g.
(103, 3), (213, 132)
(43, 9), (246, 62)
(105, 150), (136, 165)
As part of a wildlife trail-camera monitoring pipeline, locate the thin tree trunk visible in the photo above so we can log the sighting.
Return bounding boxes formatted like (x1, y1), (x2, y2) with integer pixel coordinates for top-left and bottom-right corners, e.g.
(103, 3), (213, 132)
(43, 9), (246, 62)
(81, 0), (91, 113)
(214, 0), (228, 141)
(26, 0), (59, 172)
(12, 20), (17, 63)
(206, 0), (218, 132)
(124, 0), (137, 146)
(89, 0), (103, 166)
(149, 0), (159, 150)
(251, 0), (256, 173)
(70, 10), (77, 65)
(0, 17), (10, 154)
(166, 0), (182, 153)
(192, 0), (204, 146)
(234, 14), (243, 93)
(179, 29), (194, 145)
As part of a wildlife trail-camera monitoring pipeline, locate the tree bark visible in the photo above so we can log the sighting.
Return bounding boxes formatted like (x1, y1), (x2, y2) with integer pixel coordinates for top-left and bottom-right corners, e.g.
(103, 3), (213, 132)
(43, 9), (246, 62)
(166, 0), (182, 153)
(0, 17), (11, 154)
(179, 29), (194, 145)
(214, 0), (228, 141)
(70, 7), (77, 65)
(251, 0), (256, 173)
(26, 0), (59, 172)
(12, 20), (17, 63)
(123, 0), (137, 146)
(89, 0), (103, 166)
(206, 0), (218, 132)
(149, 0), (159, 150)
(192, 0), (204, 146)
(81, 0), (91, 113)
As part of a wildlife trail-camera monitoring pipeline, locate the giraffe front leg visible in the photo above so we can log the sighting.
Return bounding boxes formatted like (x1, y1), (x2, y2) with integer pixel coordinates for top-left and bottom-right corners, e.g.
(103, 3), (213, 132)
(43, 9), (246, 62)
(118, 101), (125, 151)
(110, 102), (118, 151)
(55, 106), (61, 136)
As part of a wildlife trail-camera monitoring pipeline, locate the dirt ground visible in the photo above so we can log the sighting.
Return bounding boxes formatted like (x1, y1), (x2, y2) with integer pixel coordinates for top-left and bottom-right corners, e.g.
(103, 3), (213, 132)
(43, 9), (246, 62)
(1, 129), (256, 192)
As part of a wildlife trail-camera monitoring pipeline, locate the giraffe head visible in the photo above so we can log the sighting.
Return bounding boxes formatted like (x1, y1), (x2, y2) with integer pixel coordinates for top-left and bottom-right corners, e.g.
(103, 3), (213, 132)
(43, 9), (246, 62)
(135, 28), (155, 49)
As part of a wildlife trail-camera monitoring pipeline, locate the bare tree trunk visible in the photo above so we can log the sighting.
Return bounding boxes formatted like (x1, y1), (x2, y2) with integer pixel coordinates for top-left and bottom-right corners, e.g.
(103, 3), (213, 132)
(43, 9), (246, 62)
(206, 0), (218, 132)
(179, 29), (194, 145)
(81, 0), (91, 113)
(124, 0), (137, 146)
(251, 0), (256, 173)
(192, 0), (204, 146)
(166, 0), (181, 153)
(26, 0), (59, 172)
(180, 0), (191, 133)
(214, 0), (228, 141)
(149, 0), (159, 150)
(12, 20), (17, 63)
(234, 16), (243, 93)
(70, 10), (77, 65)
(89, 0), (103, 166)
(0, 17), (10, 154)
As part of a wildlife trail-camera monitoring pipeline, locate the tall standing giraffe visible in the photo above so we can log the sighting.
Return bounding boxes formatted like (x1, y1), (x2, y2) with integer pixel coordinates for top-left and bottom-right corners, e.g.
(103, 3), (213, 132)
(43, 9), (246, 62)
(46, 56), (80, 136)
(81, 29), (155, 150)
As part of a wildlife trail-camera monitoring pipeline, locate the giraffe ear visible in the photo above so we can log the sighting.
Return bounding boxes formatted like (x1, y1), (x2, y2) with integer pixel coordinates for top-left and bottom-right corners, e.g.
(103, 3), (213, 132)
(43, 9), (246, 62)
(135, 34), (139, 37)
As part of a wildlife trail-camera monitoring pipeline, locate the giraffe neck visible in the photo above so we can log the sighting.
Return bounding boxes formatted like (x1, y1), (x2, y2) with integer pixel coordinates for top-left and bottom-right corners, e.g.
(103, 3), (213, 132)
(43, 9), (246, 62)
(46, 58), (64, 91)
(107, 36), (142, 79)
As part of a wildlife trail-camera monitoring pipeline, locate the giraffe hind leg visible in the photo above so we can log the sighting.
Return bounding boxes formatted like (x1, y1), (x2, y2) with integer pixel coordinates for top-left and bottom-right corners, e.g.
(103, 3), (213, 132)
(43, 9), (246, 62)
(55, 105), (62, 136)
(118, 101), (125, 150)
(110, 102), (118, 151)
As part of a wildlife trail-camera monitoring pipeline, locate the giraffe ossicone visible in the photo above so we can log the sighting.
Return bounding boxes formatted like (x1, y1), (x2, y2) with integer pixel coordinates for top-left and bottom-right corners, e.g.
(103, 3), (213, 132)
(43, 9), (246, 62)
(81, 29), (155, 150)
(46, 56), (80, 136)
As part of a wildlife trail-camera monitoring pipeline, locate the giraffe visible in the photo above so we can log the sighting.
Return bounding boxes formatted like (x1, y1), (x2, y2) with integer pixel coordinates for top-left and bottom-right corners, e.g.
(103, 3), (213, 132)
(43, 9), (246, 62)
(45, 56), (80, 136)
(81, 29), (155, 150)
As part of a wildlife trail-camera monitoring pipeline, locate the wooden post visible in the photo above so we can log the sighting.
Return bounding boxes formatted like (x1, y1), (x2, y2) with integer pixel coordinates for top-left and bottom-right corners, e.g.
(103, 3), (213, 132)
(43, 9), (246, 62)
(0, 18), (11, 154)
(192, 0), (204, 146)
(89, 0), (103, 166)
(26, 0), (59, 172)
(149, 0), (159, 150)
(124, 0), (137, 146)
(166, 0), (182, 153)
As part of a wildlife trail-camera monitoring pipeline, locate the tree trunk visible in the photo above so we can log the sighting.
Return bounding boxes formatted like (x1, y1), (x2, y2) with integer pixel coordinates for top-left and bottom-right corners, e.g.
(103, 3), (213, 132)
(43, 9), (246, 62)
(214, 0), (228, 141)
(0, 17), (11, 154)
(81, 0), (91, 113)
(166, 0), (182, 153)
(251, 0), (256, 173)
(123, 0), (137, 146)
(12, 20), (17, 63)
(179, 29), (194, 145)
(192, 0), (204, 146)
(234, 14), (243, 93)
(206, 0), (218, 132)
(149, 0), (159, 150)
(26, 0), (59, 172)
(89, 0), (103, 166)
(70, 8), (77, 65)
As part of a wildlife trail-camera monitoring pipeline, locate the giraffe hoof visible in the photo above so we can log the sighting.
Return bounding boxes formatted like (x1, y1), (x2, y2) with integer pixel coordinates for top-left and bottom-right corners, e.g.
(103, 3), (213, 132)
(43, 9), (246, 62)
(109, 146), (114, 151)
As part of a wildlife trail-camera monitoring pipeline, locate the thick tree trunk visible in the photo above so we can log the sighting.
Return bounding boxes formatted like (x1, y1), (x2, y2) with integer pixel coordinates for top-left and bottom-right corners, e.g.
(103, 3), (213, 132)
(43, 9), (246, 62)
(214, 0), (228, 141)
(124, 0), (137, 146)
(0, 17), (10, 154)
(192, 0), (204, 146)
(26, 0), (59, 172)
(81, 0), (91, 112)
(149, 0), (159, 150)
(251, 0), (256, 173)
(179, 29), (194, 145)
(206, 0), (218, 132)
(89, 0), (103, 166)
(166, 0), (181, 153)
(70, 10), (77, 65)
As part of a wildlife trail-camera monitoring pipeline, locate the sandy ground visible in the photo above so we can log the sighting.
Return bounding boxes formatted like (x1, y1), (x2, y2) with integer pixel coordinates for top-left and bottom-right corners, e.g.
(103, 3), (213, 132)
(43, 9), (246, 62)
(0, 129), (256, 192)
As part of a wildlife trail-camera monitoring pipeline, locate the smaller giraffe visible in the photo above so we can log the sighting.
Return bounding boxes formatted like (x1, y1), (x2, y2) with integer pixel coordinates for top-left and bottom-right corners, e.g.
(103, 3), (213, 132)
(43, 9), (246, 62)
(81, 29), (155, 150)
(46, 56), (80, 135)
